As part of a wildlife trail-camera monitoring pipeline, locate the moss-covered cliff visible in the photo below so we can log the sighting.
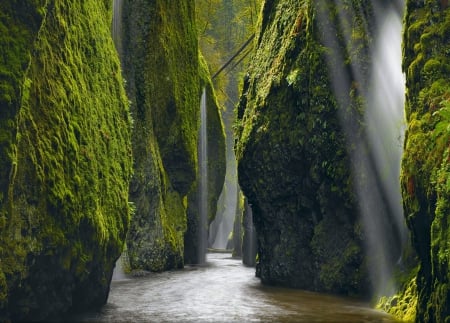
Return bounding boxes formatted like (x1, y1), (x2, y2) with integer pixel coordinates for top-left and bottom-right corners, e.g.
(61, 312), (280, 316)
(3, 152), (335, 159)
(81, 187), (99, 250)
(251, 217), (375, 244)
(400, 1), (450, 321)
(121, 0), (225, 269)
(235, 0), (375, 296)
(0, 0), (133, 320)
(121, 0), (197, 271)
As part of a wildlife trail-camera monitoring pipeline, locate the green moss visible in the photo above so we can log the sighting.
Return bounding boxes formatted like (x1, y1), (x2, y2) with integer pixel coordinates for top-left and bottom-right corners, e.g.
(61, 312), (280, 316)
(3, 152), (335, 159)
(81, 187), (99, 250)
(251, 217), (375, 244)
(163, 188), (188, 258)
(377, 276), (417, 322)
(199, 53), (226, 223)
(122, 0), (206, 271)
(0, 0), (132, 319)
(401, 1), (450, 321)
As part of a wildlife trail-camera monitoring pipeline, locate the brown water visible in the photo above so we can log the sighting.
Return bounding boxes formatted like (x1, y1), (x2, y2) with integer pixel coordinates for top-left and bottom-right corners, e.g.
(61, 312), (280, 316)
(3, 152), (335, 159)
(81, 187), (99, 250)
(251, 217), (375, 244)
(71, 253), (397, 322)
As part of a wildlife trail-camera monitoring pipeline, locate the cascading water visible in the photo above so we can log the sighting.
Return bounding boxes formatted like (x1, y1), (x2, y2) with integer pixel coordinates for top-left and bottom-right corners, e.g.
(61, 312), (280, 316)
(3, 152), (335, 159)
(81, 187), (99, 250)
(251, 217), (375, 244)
(112, 253), (127, 281)
(363, 3), (407, 297)
(198, 88), (208, 264)
(316, 0), (407, 297)
(367, 5), (406, 242)
(111, 0), (127, 280)
(112, 0), (123, 58)
(210, 172), (238, 250)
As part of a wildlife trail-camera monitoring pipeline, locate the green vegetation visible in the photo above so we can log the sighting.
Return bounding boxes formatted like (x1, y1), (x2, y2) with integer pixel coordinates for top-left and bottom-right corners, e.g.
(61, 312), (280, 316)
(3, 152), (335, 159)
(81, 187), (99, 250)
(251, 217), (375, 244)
(377, 276), (417, 323)
(1, 0), (449, 321)
(196, 0), (261, 107)
(121, 0), (198, 271)
(198, 54), (226, 225)
(0, 0), (132, 320)
(399, 1), (450, 321)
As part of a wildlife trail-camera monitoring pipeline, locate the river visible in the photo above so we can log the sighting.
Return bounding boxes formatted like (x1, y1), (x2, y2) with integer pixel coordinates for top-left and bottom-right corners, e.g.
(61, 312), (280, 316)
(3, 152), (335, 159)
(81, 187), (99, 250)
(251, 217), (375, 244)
(71, 253), (396, 322)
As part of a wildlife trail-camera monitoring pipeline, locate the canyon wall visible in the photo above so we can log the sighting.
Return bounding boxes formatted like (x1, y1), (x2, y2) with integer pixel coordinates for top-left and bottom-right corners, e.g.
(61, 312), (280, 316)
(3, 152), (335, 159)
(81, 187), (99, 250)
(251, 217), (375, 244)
(0, 1), (133, 320)
(235, 0), (375, 296)
(400, 1), (450, 321)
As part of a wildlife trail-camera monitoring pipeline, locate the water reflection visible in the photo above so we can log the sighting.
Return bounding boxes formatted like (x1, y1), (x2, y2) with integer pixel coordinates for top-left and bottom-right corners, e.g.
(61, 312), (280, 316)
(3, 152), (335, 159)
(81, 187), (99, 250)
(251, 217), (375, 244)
(72, 253), (396, 322)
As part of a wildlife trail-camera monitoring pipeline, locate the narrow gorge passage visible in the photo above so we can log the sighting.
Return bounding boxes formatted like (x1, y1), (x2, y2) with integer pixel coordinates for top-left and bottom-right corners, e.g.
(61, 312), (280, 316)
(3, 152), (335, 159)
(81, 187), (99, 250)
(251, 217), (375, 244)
(72, 253), (395, 322)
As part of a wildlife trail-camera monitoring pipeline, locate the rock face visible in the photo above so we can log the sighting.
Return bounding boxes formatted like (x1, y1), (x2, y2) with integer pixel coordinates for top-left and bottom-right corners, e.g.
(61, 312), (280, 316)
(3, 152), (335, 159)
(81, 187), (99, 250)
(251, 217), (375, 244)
(235, 0), (375, 296)
(121, 0), (225, 269)
(401, 1), (450, 321)
(121, 0), (196, 271)
(0, 1), (133, 320)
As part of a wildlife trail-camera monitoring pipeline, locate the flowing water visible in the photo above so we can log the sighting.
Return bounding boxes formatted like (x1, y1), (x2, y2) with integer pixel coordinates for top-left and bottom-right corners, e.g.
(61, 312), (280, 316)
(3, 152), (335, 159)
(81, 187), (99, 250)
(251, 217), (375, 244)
(209, 152), (239, 250)
(112, 0), (123, 58)
(363, 4), (407, 297)
(72, 253), (395, 322)
(198, 88), (208, 264)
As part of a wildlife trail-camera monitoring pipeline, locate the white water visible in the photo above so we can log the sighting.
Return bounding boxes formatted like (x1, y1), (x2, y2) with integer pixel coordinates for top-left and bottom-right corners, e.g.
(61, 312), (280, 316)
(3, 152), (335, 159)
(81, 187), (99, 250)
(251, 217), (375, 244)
(210, 181), (238, 250)
(362, 6), (407, 297)
(367, 9), (406, 239)
(112, 0), (123, 58)
(209, 106), (240, 250)
(198, 88), (208, 264)
(316, 1), (407, 297)
(112, 254), (127, 281)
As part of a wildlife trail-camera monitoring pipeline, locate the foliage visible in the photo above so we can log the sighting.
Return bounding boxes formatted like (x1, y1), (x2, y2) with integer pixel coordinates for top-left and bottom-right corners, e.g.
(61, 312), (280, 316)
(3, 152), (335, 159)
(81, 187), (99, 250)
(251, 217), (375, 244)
(433, 99), (450, 143)
(195, 0), (262, 107)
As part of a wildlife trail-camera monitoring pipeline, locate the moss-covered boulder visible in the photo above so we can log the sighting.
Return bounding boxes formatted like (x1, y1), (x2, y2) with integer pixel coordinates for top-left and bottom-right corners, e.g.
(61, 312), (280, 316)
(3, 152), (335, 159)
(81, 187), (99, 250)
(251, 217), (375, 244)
(0, 0), (133, 320)
(400, 1), (450, 321)
(235, 0), (377, 296)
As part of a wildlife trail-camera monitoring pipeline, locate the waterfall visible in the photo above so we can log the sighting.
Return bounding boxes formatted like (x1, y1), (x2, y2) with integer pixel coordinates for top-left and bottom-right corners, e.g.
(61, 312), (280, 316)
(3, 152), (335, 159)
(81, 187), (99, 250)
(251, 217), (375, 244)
(112, 250), (129, 281)
(112, 0), (123, 58)
(210, 177), (238, 250)
(362, 5), (407, 297)
(198, 88), (208, 264)
(316, 1), (407, 297)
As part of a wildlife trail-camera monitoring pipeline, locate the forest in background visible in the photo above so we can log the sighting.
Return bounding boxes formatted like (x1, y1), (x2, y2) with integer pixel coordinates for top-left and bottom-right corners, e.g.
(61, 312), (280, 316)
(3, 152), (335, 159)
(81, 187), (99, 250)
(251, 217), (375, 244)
(195, 0), (262, 250)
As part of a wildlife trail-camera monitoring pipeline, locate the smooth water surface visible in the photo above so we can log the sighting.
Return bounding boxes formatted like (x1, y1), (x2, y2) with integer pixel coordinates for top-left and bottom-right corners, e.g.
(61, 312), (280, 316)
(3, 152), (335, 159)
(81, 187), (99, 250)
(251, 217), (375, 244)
(72, 253), (396, 322)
